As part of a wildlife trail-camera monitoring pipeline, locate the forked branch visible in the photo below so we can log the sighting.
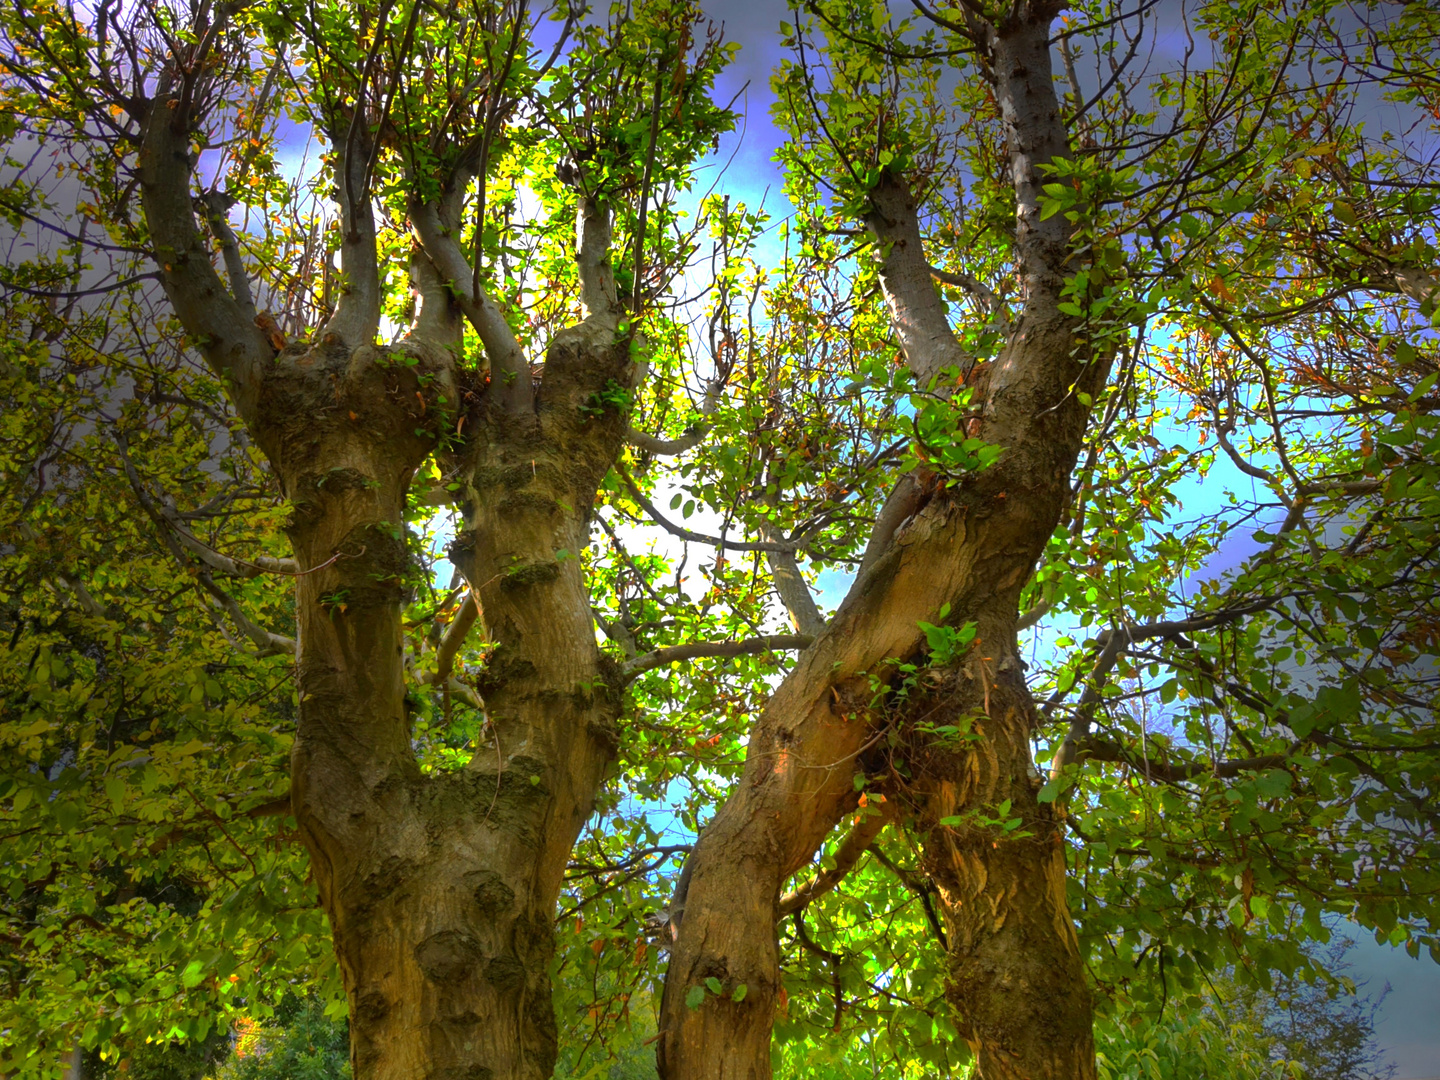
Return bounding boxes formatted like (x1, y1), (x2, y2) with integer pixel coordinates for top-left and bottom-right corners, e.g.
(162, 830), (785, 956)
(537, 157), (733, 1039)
(410, 198), (532, 412)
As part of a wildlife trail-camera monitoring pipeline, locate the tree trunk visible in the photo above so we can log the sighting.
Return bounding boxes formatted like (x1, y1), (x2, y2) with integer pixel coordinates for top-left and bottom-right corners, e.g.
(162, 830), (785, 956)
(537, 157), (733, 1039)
(135, 35), (637, 1072)
(904, 623), (1095, 1080)
(257, 315), (631, 1080)
(658, 307), (1108, 1080)
(657, 6), (1103, 1077)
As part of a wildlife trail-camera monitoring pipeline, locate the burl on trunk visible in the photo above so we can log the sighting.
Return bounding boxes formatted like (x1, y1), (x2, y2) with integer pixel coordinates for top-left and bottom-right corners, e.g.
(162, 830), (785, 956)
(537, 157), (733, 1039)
(140, 60), (636, 1072)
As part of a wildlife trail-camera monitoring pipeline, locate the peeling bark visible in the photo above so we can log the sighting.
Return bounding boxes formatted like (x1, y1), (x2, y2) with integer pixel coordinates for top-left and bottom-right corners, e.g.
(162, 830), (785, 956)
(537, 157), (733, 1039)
(905, 632), (1095, 1080)
(656, 302), (1107, 1080)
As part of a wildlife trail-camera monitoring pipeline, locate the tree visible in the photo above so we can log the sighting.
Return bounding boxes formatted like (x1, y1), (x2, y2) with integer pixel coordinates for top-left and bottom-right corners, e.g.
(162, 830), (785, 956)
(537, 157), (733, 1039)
(654, 1), (1440, 1078)
(2, 1), (1438, 1080)
(3, 0), (737, 1076)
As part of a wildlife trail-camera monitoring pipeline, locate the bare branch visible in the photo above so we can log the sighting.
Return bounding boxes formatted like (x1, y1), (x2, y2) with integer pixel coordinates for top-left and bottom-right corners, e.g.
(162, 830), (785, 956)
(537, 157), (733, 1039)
(137, 77), (271, 422)
(410, 198), (532, 412)
(621, 634), (813, 683)
(1075, 737), (1287, 784)
(614, 464), (804, 554)
(778, 801), (894, 916)
(866, 174), (970, 384)
(198, 190), (257, 321)
(577, 193), (620, 328)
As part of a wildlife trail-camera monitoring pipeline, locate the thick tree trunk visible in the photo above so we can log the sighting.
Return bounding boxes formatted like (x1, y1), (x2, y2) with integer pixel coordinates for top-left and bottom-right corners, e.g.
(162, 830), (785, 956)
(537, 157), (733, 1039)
(657, 6), (1104, 1077)
(658, 302), (1107, 1078)
(904, 622), (1095, 1080)
(137, 42), (636, 1071)
(255, 317), (630, 1080)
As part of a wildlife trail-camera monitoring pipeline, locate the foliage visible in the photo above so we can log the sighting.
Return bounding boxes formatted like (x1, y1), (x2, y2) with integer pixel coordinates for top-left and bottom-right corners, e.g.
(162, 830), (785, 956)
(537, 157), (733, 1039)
(212, 996), (350, 1080)
(0, 284), (326, 1071)
(1, 0), (1438, 1075)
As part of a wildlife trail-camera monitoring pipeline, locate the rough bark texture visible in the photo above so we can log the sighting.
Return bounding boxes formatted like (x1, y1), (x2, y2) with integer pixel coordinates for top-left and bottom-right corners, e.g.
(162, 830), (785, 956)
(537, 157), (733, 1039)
(139, 64), (633, 1072)
(656, 293), (1104, 1080)
(904, 629), (1095, 1080)
(657, 4), (1102, 1078)
(257, 321), (628, 1080)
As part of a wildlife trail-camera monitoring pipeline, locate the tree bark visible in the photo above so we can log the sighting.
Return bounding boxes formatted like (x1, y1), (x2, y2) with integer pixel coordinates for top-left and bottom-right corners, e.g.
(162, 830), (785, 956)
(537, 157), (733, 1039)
(903, 626), (1095, 1080)
(248, 315), (633, 1079)
(657, 5), (1103, 1077)
(138, 40), (636, 1064)
(657, 298), (1104, 1080)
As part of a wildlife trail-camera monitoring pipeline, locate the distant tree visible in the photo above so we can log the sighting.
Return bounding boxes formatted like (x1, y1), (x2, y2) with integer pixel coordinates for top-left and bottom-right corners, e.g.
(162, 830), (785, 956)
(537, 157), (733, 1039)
(1243, 940), (1396, 1080)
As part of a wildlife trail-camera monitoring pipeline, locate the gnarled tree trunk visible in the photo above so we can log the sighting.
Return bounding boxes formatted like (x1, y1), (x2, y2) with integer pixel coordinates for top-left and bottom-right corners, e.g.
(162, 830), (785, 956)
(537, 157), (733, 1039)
(139, 64), (637, 1073)
(270, 269), (631, 1080)
(903, 621), (1095, 1080)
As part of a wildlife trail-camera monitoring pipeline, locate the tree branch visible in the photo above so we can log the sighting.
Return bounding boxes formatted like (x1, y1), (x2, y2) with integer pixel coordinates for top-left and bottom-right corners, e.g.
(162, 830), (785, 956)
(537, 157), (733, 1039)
(321, 125), (382, 347)
(1016, 597), (1053, 631)
(929, 264), (1010, 333)
(155, 501), (299, 577)
(410, 197), (532, 412)
(432, 591), (478, 683)
(625, 426), (708, 455)
(855, 472), (927, 583)
(624, 370), (729, 456)
(112, 432), (295, 656)
(577, 193), (620, 328)
(614, 464), (805, 554)
(621, 634), (813, 683)
(987, 3), (1074, 291)
(1394, 266), (1439, 310)
(765, 536), (826, 638)
(198, 190), (256, 321)
(871, 848), (948, 949)
(1075, 736), (1287, 784)
(778, 801), (893, 916)
(1048, 598), (1285, 778)
(17, 522), (110, 619)
(865, 174), (971, 385)
(201, 581), (297, 656)
(138, 91), (271, 420)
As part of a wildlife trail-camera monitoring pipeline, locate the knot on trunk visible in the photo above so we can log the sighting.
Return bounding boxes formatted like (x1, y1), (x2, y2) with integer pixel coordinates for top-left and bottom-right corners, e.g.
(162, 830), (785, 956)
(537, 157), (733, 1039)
(415, 929), (484, 984)
(464, 870), (516, 916)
